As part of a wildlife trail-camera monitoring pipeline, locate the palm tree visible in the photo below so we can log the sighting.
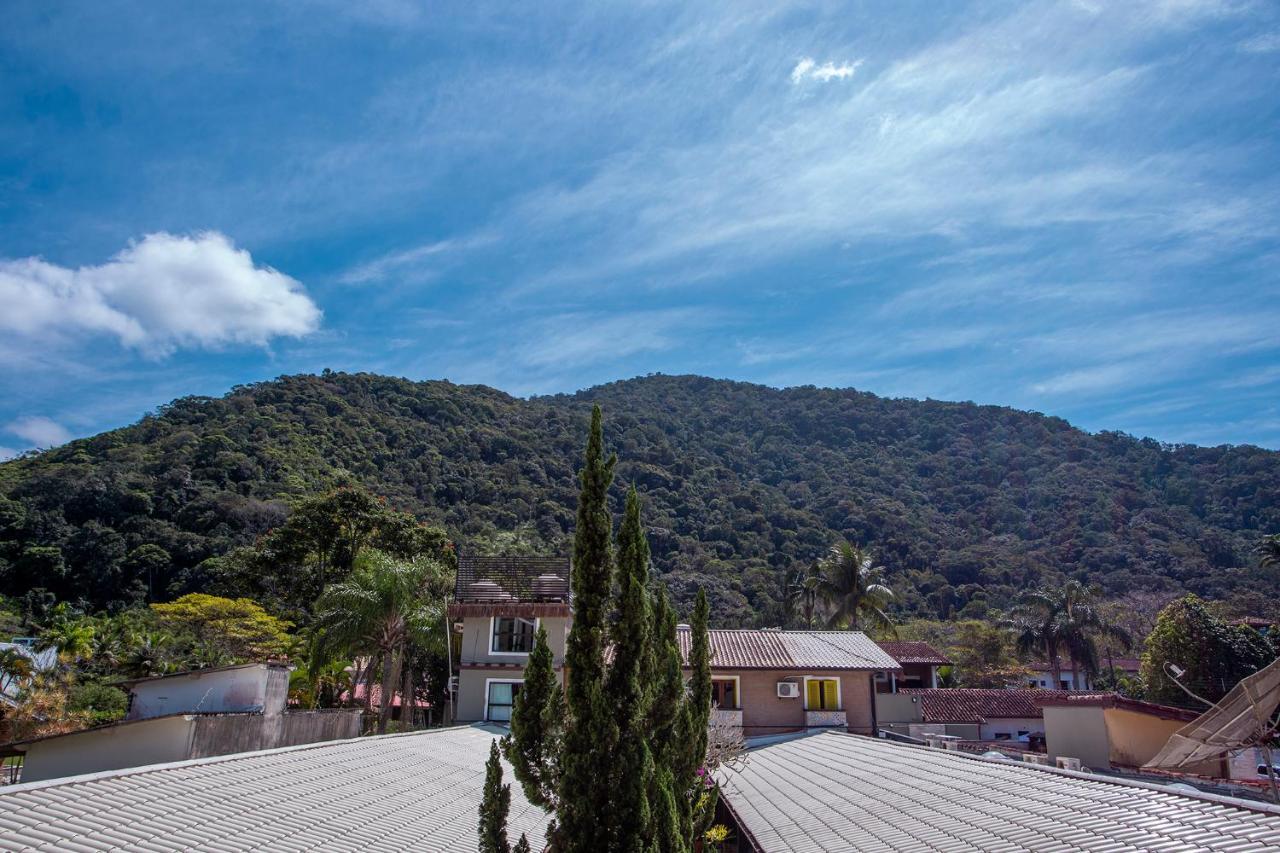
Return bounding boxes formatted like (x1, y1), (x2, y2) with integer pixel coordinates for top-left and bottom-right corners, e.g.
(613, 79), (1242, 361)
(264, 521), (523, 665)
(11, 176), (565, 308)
(1006, 583), (1132, 690)
(785, 563), (822, 629)
(1005, 589), (1065, 687)
(1057, 581), (1131, 690)
(311, 550), (448, 733)
(1257, 535), (1280, 569)
(811, 542), (895, 634)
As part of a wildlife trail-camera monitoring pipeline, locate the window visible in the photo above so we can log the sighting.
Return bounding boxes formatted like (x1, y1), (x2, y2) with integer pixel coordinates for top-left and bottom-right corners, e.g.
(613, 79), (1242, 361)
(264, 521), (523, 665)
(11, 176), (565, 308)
(1059, 680), (1070, 690)
(805, 678), (840, 711)
(993, 732), (1011, 741)
(711, 679), (738, 709)
(486, 680), (523, 722)
(491, 617), (537, 654)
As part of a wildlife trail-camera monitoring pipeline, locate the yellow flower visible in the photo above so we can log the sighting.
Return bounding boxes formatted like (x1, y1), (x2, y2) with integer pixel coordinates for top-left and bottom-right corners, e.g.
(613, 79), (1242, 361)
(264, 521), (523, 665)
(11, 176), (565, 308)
(705, 824), (730, 844)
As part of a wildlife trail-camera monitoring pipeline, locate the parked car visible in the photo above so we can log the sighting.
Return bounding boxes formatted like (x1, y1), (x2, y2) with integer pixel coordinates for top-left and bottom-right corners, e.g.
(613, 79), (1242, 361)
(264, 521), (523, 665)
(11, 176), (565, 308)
(1258, 764), (1280, 778)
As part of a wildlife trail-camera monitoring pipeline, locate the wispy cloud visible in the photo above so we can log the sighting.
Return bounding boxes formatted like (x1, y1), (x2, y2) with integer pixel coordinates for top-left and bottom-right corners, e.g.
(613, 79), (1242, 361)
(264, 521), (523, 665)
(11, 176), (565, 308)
(790, 58), (863, 84)
(339, 235), (496, 285)
(1238, 31), (1280, 53)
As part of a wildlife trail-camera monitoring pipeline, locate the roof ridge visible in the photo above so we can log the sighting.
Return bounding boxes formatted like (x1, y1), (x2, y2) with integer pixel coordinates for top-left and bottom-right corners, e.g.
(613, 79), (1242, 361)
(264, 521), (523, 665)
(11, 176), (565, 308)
(0, 724), (497, 796)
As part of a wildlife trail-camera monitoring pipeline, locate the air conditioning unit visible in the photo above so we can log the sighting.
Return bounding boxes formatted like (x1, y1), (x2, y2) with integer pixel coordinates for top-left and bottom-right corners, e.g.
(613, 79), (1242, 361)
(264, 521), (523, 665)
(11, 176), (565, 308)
(776, 682), (800, 699)
(1056, 756), (1083, 772)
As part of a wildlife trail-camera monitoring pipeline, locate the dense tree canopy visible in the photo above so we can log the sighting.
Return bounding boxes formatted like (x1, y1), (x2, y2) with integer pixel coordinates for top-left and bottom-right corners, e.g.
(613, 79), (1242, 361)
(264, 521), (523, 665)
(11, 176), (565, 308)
(1, 372), (1277, 623)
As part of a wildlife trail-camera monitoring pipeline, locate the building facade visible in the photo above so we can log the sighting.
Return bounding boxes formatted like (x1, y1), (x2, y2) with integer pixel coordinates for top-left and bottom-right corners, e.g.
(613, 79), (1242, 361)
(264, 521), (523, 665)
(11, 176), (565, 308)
(448, 555), (900, 735)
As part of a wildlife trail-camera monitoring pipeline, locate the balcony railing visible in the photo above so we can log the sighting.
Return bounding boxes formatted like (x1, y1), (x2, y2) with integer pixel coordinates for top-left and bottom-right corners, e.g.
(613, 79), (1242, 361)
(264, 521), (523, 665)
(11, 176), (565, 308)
(805, 709), (846, 729)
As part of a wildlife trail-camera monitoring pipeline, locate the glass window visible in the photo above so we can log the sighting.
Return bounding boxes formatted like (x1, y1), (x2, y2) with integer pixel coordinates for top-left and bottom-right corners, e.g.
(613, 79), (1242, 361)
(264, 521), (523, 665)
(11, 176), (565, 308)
(492, 617), (537, 654)
(710, 679), (737, 709)
(487, 681), (523, 722)
(806, 678), (840, 711)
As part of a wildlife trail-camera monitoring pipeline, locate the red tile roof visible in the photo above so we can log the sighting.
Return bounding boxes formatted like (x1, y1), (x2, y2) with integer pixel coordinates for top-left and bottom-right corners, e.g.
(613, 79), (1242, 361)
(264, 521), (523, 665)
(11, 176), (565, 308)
(668, 629), (901, 671)
(875, 641), (950, 666)
(897, 688), (1077, 722)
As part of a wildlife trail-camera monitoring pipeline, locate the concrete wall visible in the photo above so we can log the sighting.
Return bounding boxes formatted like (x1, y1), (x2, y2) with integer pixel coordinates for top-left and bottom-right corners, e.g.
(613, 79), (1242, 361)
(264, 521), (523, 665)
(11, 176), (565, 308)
(1044, 705), (1111, 768)
(128, 665), (287, 720)
(21, 711), (363, 783)
(875, 693), (924, 726)
(21, 716), (196, 783)
(458, 616), (569, 666)
(189, 710), (361, 758)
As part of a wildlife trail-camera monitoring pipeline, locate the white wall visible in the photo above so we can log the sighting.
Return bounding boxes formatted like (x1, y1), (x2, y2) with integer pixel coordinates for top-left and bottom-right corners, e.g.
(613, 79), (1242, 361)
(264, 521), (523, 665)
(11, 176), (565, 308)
(979, 717), (1044, 742)
(128, 665), (280, 719)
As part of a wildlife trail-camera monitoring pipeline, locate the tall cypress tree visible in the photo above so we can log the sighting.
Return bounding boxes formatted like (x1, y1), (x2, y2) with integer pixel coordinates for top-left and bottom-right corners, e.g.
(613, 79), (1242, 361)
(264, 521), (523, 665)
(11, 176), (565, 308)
(559, 405), (618, 851)
(479, 740), (512, 853)
(607, 486), (654, 851)
(503, 626), (563, 810)
(493, 408), (718, 853)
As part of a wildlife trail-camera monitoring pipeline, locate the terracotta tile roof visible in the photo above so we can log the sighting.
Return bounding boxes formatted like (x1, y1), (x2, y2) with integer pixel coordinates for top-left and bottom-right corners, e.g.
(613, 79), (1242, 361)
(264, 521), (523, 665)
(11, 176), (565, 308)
(1038, 692), (1202, 722)
(453, 554), (570, 601)
(875, 640), (950, 666)
(719, 731), (1280, 852)
(672, 629), (901, 671)
(897, 688), (1076, 722)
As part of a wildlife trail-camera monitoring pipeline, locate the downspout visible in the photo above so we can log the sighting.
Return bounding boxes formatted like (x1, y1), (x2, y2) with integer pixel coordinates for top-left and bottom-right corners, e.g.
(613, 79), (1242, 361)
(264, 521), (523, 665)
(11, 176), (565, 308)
(869, 672), (878, 737)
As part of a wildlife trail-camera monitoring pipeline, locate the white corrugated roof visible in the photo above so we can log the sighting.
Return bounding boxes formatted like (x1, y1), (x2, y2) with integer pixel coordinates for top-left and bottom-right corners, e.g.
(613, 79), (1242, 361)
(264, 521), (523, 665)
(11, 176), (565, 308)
(719, 731), (1280, 852)
(672, 629), (901, 670)
(0, 725), (548, 852)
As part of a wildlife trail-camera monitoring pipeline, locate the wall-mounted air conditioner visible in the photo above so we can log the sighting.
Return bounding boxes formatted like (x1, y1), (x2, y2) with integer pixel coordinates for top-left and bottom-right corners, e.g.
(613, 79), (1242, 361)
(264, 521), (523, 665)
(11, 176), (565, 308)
(776, 682), (800, 699)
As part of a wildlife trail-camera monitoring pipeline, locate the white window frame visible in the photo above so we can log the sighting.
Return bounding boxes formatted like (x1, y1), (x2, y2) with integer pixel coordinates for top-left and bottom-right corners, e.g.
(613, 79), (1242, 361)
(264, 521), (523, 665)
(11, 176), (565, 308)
(802, 675), (842, 711)
(483, 678), (524, 723)
(709, 674), (742, 710)
(489, 616), (539, 657)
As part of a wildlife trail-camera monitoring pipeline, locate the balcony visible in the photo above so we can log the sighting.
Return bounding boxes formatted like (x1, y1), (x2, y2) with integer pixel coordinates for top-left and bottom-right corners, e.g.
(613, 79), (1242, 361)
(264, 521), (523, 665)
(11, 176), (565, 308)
(805, 709), (846, 729)
(711, 708), (743, 729)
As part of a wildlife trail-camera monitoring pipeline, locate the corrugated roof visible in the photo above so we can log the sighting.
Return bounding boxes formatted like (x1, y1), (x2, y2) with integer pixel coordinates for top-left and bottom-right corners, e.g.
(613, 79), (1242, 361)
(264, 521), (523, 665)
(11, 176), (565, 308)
(673, 629), (900, 671)
(875, 641), (950, 666)
(0, 726), (548, 852)
(454, 554), (571, 601)
(898, 688), (1074, 722)
(718, 731), (1280, 852)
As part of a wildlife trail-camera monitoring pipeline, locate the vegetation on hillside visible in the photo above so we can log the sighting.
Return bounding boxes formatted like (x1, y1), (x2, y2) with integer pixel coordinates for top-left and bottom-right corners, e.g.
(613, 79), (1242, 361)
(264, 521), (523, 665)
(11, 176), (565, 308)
(1, 371), (1277, 625)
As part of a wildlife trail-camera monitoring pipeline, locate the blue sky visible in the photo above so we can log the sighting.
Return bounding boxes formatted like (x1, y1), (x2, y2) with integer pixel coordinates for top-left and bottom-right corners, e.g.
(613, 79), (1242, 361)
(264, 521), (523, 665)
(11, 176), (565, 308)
(2, 0), (1279, 457)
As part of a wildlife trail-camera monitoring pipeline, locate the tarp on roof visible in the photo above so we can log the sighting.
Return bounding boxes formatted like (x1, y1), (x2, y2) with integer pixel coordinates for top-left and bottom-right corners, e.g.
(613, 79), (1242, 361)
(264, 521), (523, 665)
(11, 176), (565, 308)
(1145, 657), (1280, 771)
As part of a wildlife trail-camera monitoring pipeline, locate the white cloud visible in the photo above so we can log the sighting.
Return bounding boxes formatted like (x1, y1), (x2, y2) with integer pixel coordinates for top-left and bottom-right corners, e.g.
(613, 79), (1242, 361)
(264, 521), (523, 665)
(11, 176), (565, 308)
(7, 415), (72, 448)
(790, 57), (862, 84)
(0, 447), (19, 462)
(0, 232), (321, 355)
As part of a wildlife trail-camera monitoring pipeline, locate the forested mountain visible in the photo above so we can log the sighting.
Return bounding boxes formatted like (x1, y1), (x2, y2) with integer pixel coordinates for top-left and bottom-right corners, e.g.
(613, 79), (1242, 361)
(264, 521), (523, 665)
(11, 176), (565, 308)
(1, 372), (1277, 624)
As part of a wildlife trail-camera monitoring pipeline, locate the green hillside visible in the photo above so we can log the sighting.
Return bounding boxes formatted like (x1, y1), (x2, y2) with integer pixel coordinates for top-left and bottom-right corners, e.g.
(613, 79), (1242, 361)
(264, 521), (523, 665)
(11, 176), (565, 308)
(1, 372), (1276, 623)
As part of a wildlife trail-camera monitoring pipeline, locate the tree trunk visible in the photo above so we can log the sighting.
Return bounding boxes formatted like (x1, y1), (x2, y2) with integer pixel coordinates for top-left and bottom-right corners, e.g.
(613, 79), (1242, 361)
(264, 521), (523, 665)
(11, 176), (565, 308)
(1070, 656), (1080, 692)
(1046, 639), (1061, 687)
(378, 645), (402, 735)
(363, 655), (378, 715)
(401, 659), (415, 731)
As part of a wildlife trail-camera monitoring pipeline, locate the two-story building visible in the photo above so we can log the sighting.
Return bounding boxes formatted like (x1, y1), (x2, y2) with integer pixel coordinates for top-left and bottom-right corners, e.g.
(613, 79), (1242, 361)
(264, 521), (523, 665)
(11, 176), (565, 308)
(449, 554), (573, 724)
(448, 554), (900, 735)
